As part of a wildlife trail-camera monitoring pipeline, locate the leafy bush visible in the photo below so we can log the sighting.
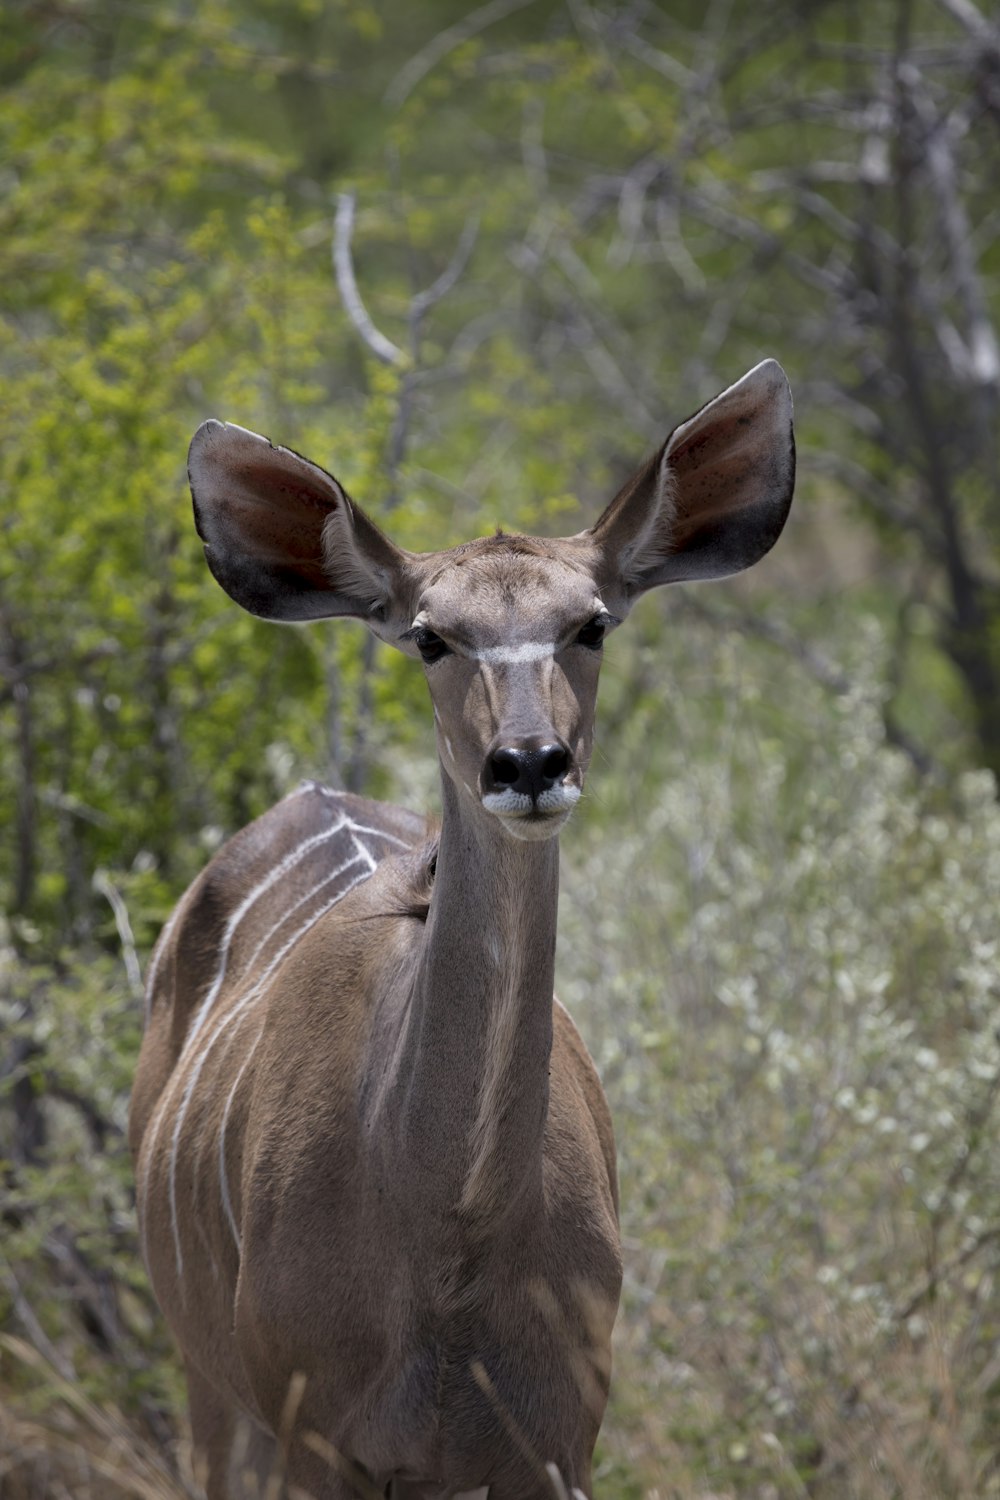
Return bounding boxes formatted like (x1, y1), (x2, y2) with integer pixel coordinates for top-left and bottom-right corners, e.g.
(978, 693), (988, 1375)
(4, 610), (1000, 1496)
(560, 614), (1000, 1496)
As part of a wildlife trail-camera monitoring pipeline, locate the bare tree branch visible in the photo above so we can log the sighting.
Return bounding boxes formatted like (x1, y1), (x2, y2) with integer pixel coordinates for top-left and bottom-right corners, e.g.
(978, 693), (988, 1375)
(934, 0), (1000, 54)
(384, 0), (539, 108)
(332, 192), (405, 367)
(675, 592), (854, 696)
(673, 593), (943, 778)
(342, 203), (478, 791)
(805, 451), (938, 549)
(411, 215), (479, 322)
(93, 870), (143, 1000)
(0, 642), (117, 705)
(617, 27), (693, 87)
(902, 64), (1000, 386)
(549, 240), (664, 434)
(894, 1220), (1000, 1322)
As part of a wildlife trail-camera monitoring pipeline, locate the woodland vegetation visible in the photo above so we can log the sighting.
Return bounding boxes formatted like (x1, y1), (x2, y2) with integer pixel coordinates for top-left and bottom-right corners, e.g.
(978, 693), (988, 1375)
(2, 0), (1000, 1494)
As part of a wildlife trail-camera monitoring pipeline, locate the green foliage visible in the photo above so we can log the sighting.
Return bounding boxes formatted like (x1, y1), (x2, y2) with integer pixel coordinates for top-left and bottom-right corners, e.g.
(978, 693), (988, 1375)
(561, 614), (1000, 1493)
(1, 952), (185, 1429)
(2, 0), (999, 1494)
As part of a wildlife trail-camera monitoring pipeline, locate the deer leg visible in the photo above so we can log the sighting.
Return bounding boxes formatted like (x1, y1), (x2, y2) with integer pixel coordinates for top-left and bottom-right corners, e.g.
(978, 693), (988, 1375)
(387, 1487), (488, 1500)
(282, 1435), (382, 1500)
(186, 1361), (279, 1500)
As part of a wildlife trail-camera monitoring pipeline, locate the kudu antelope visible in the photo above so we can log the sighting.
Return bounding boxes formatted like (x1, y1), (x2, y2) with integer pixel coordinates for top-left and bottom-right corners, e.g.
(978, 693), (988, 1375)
(130, 359), (794, 1499)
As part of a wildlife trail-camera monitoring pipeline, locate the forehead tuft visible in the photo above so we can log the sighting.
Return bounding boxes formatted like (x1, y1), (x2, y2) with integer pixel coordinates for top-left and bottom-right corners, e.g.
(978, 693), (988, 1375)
(414, 534), (599, 644)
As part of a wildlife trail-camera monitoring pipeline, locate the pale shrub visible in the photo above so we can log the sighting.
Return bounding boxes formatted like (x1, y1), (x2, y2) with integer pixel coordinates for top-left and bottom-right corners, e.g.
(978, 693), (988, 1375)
(559, 611), (1000, 1498)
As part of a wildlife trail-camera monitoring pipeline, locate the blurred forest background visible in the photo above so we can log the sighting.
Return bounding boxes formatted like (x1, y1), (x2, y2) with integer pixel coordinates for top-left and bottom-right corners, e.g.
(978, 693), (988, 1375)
(2, 0), (1000, 1494)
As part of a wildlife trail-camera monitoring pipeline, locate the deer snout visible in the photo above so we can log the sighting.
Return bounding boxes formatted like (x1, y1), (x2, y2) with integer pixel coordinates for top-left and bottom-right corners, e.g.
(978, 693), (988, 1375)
(483, 738), (572, 802)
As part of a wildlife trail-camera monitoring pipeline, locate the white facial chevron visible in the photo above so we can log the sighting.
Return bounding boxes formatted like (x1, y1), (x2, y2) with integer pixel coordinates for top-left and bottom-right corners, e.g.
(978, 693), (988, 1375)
(472, 641), (555, 664)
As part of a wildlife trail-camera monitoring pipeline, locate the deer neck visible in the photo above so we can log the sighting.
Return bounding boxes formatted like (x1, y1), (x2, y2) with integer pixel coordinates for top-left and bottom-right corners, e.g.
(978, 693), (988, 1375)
(378, 771), (559, 1230)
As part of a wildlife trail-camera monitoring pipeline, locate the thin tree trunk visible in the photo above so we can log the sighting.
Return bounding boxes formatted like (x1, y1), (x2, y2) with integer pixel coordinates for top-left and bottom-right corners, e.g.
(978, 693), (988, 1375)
(1, 610), (38, 918)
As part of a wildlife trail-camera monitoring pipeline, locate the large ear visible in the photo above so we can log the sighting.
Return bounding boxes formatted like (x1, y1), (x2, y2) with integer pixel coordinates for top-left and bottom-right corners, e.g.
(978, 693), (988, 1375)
(590, 359), (794, 607)
(188, 420), (409, 625)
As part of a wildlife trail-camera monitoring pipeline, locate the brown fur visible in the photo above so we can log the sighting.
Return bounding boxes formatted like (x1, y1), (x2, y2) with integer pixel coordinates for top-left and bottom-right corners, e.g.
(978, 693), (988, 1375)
(131, 787), (619, 1498)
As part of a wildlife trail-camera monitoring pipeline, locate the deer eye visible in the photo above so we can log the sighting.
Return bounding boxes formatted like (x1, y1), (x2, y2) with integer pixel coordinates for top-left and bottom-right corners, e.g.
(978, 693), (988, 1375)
(575, 617), (607, 650)
(415, 628), (449, 664)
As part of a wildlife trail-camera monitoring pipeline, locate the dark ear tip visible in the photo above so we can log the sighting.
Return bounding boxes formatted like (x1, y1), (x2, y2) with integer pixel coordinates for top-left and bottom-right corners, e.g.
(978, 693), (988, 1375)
(748, 358), (792, 403)
(188, 418), (227, 477)
(188, 420), (276, 480)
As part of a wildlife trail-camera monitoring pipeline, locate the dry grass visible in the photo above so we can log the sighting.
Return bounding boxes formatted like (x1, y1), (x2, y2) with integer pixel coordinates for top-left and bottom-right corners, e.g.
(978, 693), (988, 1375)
(0, 1337), (194, 1500)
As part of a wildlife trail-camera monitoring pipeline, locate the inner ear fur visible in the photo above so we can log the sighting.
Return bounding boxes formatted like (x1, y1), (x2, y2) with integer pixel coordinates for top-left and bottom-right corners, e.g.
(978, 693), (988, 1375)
(591, 359), (795, 603)
(188, 420), (407, 624)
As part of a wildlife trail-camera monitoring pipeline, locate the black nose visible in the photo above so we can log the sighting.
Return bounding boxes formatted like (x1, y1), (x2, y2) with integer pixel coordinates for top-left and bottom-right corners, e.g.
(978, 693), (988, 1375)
(486, 741), (571, 801)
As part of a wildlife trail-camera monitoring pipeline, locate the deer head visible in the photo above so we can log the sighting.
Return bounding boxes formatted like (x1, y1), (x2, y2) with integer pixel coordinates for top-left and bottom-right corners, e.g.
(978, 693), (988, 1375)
(188, 359), (794, 841)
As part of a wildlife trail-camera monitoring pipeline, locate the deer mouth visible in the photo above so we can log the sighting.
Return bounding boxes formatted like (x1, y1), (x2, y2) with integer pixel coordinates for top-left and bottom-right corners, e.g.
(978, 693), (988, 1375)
(481, 783), (581, 840)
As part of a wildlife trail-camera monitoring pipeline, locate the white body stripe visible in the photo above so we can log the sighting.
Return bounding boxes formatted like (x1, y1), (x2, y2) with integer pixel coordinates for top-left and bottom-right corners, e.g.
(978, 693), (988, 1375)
(237, 842), (367, 981)
(163, 852), (370, 1278)
(218, 1030), (261, 1255)
(350, 833), (379, 873)
(184, 817), (351, 1050)
(140, 811), (400, 1283)
(344, 819), (409, 849)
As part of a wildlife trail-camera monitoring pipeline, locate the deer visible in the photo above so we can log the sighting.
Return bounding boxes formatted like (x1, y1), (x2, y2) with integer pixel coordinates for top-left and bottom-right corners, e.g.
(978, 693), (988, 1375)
(129, 358), (794, 1500)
